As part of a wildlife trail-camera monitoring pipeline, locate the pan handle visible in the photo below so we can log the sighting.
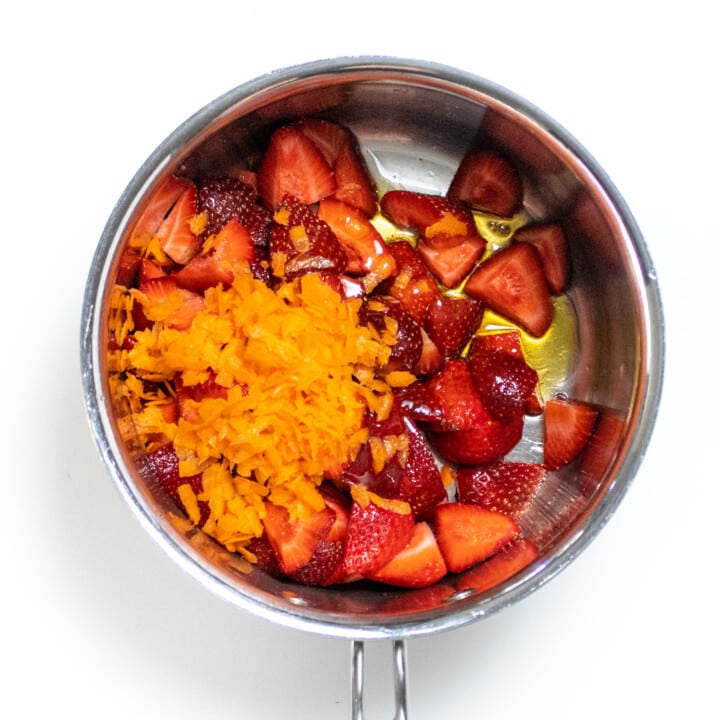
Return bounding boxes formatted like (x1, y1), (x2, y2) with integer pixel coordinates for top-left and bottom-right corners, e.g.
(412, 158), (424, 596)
(351, 639), (408, 720)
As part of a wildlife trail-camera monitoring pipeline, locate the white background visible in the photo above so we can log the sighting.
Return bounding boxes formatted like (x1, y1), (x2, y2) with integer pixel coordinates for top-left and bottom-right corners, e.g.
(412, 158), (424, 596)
(3, 2), (717, 718)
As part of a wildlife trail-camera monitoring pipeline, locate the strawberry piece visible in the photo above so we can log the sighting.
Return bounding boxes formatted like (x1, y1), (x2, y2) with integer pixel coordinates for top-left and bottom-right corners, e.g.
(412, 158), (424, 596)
(137, 276), (205, 330)
(369, 522), (447, 588)
(385, 241), (441, 324)
(467, 346), (539, 423)
(269, 196), (348, 278)
(359, 295), (422, 373)
(212, 217), (255, 267)
(294, 117), (349, 165)
(116, 249), (142, 287)
(290, 538), (346, 586)
(413, 327), (444, 377)
(343, 486), (415, 577)
(133, 175), (194, 239)
(455, 538), (539, 593)
(429, 416), (524, 466)
(579, 410), (626, 496)
(136, 443), (209, 526)
(464, 242), (552, 337)
(380, 190), (479, 243)
(258, 126), (336, 209)
(455, 462), (545, 516)
(139, 257), (167, 282)
(331, 138), (378, 216)
(468, 331), (523, 357)
(245, 533), (282, 577)
(340, 401), (446, 520)
(424, 294), (484, 357)
(197, 176), (258, 236)
(173, 253), (234, 293)
(261, 502), (336, 576)
(433, 503), (520, 574)
(447, 149), (523, 217)
(175, 372), (230, 423)
(544, 397), (599, 470)
(416, 236), (486, 288)
(317, 198), (394, 276)
(514, 222), (570, 294)
(155, 184), (202, 265)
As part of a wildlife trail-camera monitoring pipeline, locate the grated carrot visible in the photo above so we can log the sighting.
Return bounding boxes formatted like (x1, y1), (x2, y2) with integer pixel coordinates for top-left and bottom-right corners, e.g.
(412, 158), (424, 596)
(118, 265), (399, 552)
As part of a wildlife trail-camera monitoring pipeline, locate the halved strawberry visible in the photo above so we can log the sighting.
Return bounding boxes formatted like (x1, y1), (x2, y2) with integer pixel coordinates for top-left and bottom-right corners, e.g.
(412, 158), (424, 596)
(543, 396), (599, 470)
(424, 294), (484, 357)
(139, 257), (167, 282)
(385, 241), (441, 324)
(369, 522), (447, 588)
(343, 486), (415, 577)
(433, 503), (520, 574)
(258, 126), (336, 209)
(269, 196), (348, 278)
(212, 217), (255, 268)
(464, 242), (552, 337)
(447, 149), (523, 217)
(359, 295), (422, 372)
(155, 183), (202, 266)
(514, 222), (570, 294)
(290, 538), (346, 586)
(455, 462), (545, 516)
(173, 253), (234, 293)
(380, 190), (479, 242)
(416, 236), (486, 288)
(132, 175), (194, 239)
(317, 198), (395, 276)
(117, 249), (142, 287)
(136, 276), (205, 330)
(197, 176), (258, 236)
(467, 345), (539, 423)
(136, 443), (209, 526)
(455, 538), (539, 593)
(261, 502), (336, 576)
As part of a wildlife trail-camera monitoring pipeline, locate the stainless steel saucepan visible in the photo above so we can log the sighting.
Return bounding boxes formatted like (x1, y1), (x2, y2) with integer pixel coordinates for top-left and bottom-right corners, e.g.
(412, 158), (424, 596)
(80, 57), (664, 718)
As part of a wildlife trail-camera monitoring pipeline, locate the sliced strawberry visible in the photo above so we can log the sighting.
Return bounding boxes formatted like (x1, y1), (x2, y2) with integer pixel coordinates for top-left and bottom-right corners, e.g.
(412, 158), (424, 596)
(331, 138), (378, 216)
(133, 175), (194, 239)
(343, 486), (415, 577)
(212, 217), (255, 268)
(290, 538), (346, 586)
(261, 502), (336, 576)
(269, 196), (348, 278)
(317, 198), (394, 276)
(468, 331), (523, 358)
(433, 503), (520, 574)
(385, 241), (441, 324)
(369, 522), (447, 588)
(173, 253), (234, 293)
(137, 276), (205, 330)
(380, 190), (478, 243)
(416, 236), (486, 288)
(455, 538), (539, 593)
(467, 346), (539, 423)
(294, 117), (349, 165)
(455, 462), (545, 516)
(136, 443), (209, 526)
(359, 295), (422, 373)
(424, 294), (484, 357)
(413, 327), (444, 377)
(579, 410), (626, 496)
(258, 126), (336, 209)
(514, 222), (570, 294)
(155, 184), (202, 265)
(447, 149), (523, 218)
(543, 396), (599, 470)
(245, 533), (282, 577)
(464, 242), (552, 337)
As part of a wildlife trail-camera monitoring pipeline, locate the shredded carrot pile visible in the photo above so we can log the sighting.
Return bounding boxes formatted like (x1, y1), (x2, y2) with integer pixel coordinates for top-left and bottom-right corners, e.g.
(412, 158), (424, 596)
(113, 266), (401, 555)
